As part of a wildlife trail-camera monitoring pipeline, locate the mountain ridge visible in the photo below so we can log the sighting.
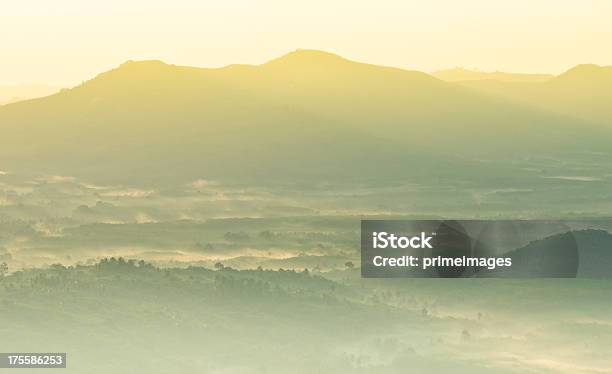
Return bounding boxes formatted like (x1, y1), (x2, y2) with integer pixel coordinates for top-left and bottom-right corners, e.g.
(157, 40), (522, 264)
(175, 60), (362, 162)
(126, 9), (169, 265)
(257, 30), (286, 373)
(458, 62), (612, 125)
(432, 67), (553, 83)
(1, 50), (611, 184)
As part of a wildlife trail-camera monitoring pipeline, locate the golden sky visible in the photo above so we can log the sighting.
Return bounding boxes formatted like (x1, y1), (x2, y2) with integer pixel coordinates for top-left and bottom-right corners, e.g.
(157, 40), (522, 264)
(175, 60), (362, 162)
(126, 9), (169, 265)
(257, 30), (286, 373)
(2, 0), (612, 86)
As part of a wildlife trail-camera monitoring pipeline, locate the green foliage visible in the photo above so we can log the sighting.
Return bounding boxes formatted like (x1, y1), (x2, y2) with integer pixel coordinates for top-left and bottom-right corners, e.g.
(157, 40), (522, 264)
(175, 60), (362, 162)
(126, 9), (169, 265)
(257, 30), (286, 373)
(1, 261), (611, 373)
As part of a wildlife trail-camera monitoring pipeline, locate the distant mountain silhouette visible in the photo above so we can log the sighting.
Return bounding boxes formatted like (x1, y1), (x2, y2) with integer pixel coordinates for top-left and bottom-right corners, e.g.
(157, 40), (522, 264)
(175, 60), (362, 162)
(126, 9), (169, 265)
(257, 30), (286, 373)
(554, 64), (612, 83)
(0, 50), (610, 184)
(432, 67), (553, 83)
(572, 229), (612, 278)
(477, 229), (612, 278)
(459, 64), (612, 125)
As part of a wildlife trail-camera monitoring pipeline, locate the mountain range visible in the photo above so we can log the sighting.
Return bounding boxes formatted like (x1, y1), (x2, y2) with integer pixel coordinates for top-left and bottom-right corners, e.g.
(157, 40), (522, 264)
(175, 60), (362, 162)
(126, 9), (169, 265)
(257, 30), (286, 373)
(1, 50), (611, 184)
(457, 64), (612, 126)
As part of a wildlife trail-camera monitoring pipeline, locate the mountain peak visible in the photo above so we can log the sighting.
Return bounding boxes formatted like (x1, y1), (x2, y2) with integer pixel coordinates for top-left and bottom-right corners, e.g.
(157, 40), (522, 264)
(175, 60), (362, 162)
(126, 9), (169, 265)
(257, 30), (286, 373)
(556, 64), (612, 81)
(73, 60), (180, 91)
(563, 63), (602, 73)
(114, 59), (172, 72)
(264, 49), (351, 66)
(120, 59), (167, 66)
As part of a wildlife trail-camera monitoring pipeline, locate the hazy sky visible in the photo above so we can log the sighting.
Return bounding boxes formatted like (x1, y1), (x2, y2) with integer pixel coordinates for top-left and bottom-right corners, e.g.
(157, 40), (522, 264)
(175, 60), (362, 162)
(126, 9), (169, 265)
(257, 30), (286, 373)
(2, 0), (612, 86)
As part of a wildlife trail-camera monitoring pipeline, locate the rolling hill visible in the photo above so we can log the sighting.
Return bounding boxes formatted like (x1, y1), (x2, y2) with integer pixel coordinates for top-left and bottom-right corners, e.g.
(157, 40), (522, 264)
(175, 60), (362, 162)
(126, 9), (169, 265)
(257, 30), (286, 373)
(0, 50), (610, 184)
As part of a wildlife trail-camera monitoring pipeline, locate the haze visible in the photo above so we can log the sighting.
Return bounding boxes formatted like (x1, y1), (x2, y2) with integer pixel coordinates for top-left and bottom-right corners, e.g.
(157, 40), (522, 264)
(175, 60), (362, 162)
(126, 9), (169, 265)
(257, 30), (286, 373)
(3, 0), (612, 86)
